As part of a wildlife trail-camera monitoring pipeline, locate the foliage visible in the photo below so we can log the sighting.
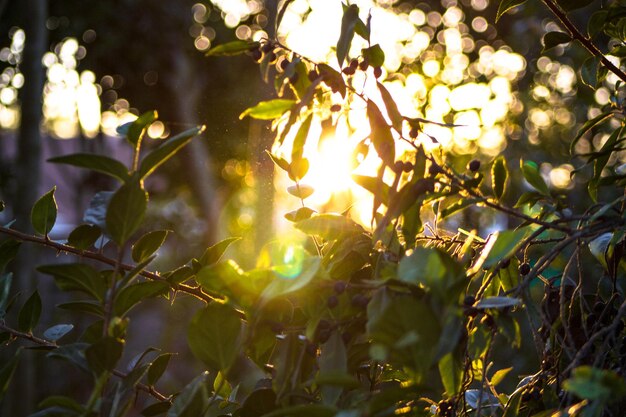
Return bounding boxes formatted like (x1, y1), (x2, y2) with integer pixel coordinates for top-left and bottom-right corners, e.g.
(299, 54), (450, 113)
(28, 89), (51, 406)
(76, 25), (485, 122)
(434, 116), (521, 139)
(1, 1), (626, 417)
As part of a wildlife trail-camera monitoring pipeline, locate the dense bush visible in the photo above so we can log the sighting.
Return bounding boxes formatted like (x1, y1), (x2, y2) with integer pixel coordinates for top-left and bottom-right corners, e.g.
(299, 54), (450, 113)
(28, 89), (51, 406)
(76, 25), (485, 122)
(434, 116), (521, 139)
(1, 1), (626, 416)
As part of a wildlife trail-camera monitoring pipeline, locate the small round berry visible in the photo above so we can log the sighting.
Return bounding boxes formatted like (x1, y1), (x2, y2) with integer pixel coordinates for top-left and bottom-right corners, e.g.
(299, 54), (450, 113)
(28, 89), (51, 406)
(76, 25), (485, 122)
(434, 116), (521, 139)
(349, 58), (359, 70)
(251, 48), (263, 62)
(468, 159), (481, 172)
(333, 281), (347, 294)
(428, 163), (442, 176)
(358, 59), (369, 71)
(519, 263), (531, 276)
(279, 59), (290, 71)
(261, 42), (274, 53)
(327, 295), (339, 309)
(501, 258), (511, 268)
(402, 161), (413, 172)
(394, 161), (405, 173)
(464, 295), (476, 306)
(342, 66), (356, 75)
(409, 126), (419, 139)
(373, 66), (383, 78)
(351, 294), (369, 309)
(308, 70), (319, 81)
(464, 306), (478, 317)
(330, 104), (342, 113)
(317, 328), (332, 344)
(267, 51), (277, 64)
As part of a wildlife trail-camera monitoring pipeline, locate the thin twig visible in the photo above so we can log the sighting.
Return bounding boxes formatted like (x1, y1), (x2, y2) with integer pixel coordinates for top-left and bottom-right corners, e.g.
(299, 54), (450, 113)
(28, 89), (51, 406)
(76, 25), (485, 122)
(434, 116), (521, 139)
(0, 322), (171, 402)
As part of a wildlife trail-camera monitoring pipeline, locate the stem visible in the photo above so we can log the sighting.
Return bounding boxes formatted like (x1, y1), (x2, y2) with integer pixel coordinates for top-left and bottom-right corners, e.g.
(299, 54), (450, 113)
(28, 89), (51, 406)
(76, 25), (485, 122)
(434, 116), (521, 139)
(0, 322), (170, 403)
(0, 225), (220, 304)
(542, 0), (626, 83)
(103, 247), (125, 336)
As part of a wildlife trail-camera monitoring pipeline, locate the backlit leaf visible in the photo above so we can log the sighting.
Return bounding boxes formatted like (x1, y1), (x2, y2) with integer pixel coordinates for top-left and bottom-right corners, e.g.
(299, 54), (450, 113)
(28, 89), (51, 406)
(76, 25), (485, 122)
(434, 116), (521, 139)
(240, 99), (295, 120)
(542, 31), (572, 52)
(337, 4), (359, 67)
(132, 230), (169, 263)
(206, 40), (259, 56)
(106, 182), (148, 246)
(491, 156), (509, 200)
(496, 0), (527, 22)
(18, 290), (42, 332)
(521, 160), (549, 195)
(48, 154), (129, 182)
(367, 100), (395, 166)
(139, 126), (204, 179)
(31, 187), (57, 236)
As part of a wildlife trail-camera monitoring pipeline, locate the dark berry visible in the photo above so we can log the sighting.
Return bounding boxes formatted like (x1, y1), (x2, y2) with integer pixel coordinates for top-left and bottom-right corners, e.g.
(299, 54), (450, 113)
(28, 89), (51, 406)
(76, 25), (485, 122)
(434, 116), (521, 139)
(289, 72), (299, 84)
(521, 391), (531, 402)
(593, 301), (605, 314)
(464, 306), (478, 317)
(330, 104), (342, 113)
(267, 51), (277, 64)
(373, 66), (382, 78)
(393, 161), (405, 173)
(402, 161), (413, 172)
(501, 258), (511, 268)
(327, 295), (339, 309)
(308, 70), (319, 81)
(481, 314), (495, 328)
(279, 59), (290, 71)
(261, 42), (274, 53)
(305, 342), (318, 357)
(251, 48), (263, 62)
(429, 163), (442, 176)
(359, 59), (369, 71)
(519, 263), (531, 276)
(342, 66), (355, 75)
(318, 328), (332, 344)
(351, 294), (369, 309)
(409, 126), (419, 138)
(333, 281), (347, 294)
(468, 159), (481, 172)
(464, 295), (476, 306)
(349, 58), (359, 70)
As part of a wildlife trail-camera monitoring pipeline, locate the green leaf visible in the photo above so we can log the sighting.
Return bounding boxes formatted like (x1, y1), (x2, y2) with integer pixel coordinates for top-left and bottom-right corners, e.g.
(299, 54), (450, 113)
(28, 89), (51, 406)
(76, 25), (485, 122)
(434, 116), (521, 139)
(147, 353), (174, 386)
(187, 303), (242, 371)
(47, 343), (89, 372)
(490, 367), (513, 386)
(239, 99), (295, 120)
(205, 40), (259, 56)
(0, 272), (12, 315)
(491, 156), (508, 200)
(114, 281), (170, 316)
(440, 198), (477, 219)
(198, 237), (241, 266)
(318, 64), (346, 98)
(138, 126), (205, 179)
(106, 182), (148, 246)
(475, 296), (521, 309)
(132, 230), (169, 263)
(289, 158), (309, 181)
(141, 401), (171, 417)
(31, 187), (57, 236)
(363, 44), (385, 68)
(581, 56), (599, 88)
(337, 4), (359, 67)
(438, 352), (462, 395)
(0, 239), (20, 273)
(287, 184), (314, 199)
(571, 111), (612, 154)
(85, 337), (124, 374)
(57, 301), (104, 317)
(18, 290), (42, 332)
(48, 154), (130, 182)
(295, 214), (363, 240)
(367, 100), (395, 166)
(284, 207), (316, 222)
(588, 10), (607, 38)
(352, 175), (391, 205)
(291, 113), (313, 162)
(563, 366), (626, 402)
(260, 257), (320, 302)
(377, 82), (402, 131)
(0, 349), (20, 401)
(43, 324), (74, 341)
(67, 224), (101, 250)
(126, 111), (158, 146)
(263, 404), (337, 417)
(38, 263), (107, 301)
(240, 388), (277, 417)
(496, 0), (527, 22)
(521, 160), (549, 195)
(267, 152), (290, 173)
(166, 373), (210, 417)
(479, 227), (531, 270)
(319, 332), (348, 405)
(542, 31), (571, 52)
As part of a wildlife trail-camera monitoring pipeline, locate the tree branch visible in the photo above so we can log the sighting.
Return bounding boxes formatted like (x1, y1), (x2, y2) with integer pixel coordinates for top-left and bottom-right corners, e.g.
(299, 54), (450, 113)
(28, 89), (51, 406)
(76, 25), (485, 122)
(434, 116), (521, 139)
(0, 226), (220, 304)
(0, 322), (171, 402)
(542, 0), (626, 84)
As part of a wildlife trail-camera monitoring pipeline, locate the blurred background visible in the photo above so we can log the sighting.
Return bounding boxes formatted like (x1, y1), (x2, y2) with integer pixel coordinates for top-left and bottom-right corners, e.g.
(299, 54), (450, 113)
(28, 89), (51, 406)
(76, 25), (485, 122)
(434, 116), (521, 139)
(0, 0), (617, 415)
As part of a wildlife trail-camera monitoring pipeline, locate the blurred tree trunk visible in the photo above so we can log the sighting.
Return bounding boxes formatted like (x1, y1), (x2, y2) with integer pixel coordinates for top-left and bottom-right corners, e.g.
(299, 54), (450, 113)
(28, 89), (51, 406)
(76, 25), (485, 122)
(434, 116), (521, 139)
(7, 0), (48, 414)
(169, 47), (220, 245)
(249, 0), (278, 255)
